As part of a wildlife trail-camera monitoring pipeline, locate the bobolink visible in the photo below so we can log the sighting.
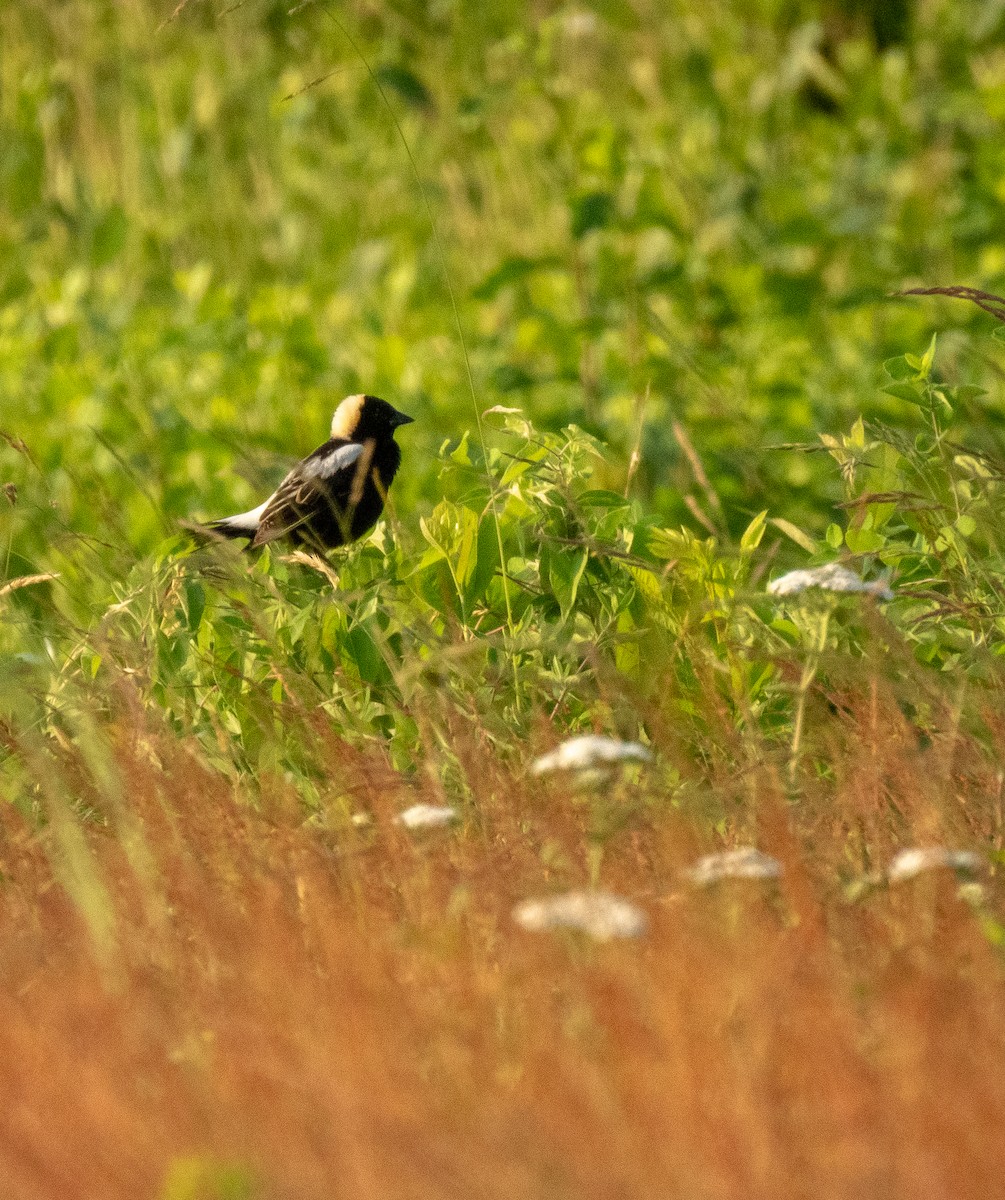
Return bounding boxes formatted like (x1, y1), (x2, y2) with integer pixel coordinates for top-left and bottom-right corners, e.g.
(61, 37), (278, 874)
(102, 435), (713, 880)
(207, 393), (413, 551)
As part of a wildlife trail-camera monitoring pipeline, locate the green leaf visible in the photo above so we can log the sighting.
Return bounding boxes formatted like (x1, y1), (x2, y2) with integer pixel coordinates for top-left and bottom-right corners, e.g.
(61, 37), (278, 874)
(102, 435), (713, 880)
(884, 354), (915, 381)
(185, 582), (205, 633)
(548, 546), (589, 619)
(373, 64), (433, 110)
(577, 489), (633, 509)
(448, 432), (471, 466)
(627, 565), (664, 604)
(344, 624), (390, 686)
(882, 382), (926, 405)
(452, 506), (480, 594)
(465, 515), (500, 607)
(848, 416), (867, 447)
(320, 604), (341, 654)
(770, 517), (818, 554)
(844, 525), (885, 553)
(648, 528), (686, 561)
(932, 387), (954, 419)
(740, 510), (768, 553)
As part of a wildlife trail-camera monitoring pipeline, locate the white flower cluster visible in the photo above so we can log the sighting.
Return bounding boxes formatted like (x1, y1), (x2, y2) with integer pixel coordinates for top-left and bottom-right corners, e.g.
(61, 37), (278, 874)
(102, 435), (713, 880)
(513, 890), (648, 940)
(887, 847), (982, 883)
(395, 804), (459, 830)
(682, 847), (783, 886)
(767, 562), (893, 601)
(530, 735), (653, 777)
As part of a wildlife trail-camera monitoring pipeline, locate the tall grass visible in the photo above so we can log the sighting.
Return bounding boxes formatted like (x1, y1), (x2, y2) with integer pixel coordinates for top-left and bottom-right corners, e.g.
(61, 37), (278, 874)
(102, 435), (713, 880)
(2, 690), (1003, 1199)
(3, 2), (1005, 1196)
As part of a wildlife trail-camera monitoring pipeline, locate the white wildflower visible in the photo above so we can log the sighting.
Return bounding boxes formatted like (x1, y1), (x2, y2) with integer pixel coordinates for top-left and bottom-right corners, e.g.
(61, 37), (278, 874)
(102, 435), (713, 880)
(767, 562), (893, 601)
(530, 735), (653, 777)
(395, 804), (459, 831)
(887, 847), (982, 884)
(513, 890), (648, 941)
(683, 847), (783, 886)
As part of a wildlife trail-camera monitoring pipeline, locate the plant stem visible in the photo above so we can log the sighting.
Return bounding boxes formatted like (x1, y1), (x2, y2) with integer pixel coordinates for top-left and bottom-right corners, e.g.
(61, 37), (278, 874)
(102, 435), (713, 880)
(788, 608), (830, 787)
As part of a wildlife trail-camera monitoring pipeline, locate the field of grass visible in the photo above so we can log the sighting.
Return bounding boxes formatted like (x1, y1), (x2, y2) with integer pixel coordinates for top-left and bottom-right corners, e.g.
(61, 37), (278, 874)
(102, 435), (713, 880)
(3, 1), (1005, 1196)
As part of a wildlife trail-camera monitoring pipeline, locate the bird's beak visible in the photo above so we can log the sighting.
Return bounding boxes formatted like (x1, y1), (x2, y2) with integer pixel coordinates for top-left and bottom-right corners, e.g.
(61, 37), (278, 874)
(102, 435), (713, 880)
(392, 410), (415, 428)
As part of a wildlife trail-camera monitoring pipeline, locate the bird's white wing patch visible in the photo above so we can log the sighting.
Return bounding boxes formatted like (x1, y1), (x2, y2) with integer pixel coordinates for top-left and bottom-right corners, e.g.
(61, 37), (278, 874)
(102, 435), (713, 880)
(303, 441), (366, 480)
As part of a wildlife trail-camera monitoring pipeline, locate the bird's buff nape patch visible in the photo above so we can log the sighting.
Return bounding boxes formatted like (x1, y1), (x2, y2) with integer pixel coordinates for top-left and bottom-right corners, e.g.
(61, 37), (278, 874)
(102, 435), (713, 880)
(330, 394), (367, 439)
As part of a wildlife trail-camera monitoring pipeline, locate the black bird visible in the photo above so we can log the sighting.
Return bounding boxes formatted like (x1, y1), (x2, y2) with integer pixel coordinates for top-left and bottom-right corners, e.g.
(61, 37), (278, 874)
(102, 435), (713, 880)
(207, 394), (414, 551)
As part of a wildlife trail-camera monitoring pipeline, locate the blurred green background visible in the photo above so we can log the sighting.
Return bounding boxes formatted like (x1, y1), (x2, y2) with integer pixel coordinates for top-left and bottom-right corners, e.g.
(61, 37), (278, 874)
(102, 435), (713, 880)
(5, 0), (1005, 572)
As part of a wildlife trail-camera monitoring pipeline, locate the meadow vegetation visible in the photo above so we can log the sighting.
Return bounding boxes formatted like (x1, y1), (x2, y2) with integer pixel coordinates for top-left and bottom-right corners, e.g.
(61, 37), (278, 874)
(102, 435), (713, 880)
(2, 1), (1005, 1196)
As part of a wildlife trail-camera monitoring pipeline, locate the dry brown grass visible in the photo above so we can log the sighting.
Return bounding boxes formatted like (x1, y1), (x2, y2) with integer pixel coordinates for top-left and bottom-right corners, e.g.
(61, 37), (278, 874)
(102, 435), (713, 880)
(1, 694), (1004, 1200)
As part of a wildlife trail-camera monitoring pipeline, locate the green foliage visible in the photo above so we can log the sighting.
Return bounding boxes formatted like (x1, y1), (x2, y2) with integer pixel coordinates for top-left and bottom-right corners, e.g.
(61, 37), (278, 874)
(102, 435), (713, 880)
(820, 335), (1005, 667)
(5, 1), (1005, 815)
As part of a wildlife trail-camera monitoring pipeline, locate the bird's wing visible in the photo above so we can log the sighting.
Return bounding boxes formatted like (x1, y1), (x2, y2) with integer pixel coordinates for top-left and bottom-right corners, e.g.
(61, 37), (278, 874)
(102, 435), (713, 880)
(252, 440), (369, 546)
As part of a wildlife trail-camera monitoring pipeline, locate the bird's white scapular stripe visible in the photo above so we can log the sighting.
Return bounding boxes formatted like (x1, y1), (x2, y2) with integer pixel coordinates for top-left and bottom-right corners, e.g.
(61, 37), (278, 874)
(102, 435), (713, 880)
(303, 441), (366, 480)
(214, 496), (273, 532)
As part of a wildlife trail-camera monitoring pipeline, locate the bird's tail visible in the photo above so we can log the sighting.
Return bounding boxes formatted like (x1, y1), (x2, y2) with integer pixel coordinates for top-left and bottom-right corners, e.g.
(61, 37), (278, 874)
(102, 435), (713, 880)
(204, 517), (256, 540)
(200, 499), (270, 541)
